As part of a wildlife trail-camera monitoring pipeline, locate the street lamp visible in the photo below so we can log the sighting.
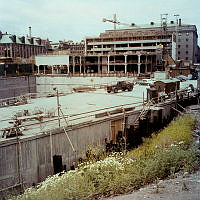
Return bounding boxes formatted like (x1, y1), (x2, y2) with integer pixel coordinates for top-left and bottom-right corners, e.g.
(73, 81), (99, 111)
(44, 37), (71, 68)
(53, 87), (61, 129)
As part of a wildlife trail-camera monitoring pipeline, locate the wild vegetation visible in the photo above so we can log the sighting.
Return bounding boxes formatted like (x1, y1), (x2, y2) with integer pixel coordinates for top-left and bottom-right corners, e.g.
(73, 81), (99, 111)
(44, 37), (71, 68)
(9, 114), (200, 200)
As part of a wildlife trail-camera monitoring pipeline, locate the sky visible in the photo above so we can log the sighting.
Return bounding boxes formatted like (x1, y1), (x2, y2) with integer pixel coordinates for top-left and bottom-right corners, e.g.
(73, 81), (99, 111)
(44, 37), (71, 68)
(0, 0), (200, 44)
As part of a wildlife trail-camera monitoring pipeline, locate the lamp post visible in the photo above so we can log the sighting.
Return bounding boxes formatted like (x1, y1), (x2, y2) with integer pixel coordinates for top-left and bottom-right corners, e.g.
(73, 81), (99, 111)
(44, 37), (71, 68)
(53, 88), (61, 129)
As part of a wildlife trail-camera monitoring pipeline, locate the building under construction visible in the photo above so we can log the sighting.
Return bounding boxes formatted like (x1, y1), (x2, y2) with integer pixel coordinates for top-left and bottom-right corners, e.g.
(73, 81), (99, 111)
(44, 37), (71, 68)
(82, 16), (199, 75)
(1, 16), (199, 77)
(34, 17), (199, 76)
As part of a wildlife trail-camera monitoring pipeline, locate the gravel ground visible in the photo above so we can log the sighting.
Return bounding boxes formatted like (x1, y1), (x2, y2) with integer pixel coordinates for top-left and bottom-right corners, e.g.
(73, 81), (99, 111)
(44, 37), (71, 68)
(105, 171), (200, 200)
(104, 104), (200, 200)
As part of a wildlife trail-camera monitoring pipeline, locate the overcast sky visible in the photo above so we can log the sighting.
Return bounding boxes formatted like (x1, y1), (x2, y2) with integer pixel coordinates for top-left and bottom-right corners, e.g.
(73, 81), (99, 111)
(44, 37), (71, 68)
(0, 0), (200, 43)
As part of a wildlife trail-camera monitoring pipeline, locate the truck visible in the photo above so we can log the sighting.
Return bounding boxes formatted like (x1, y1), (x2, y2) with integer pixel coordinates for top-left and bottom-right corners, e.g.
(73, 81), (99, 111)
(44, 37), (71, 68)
(107, 81), (134, 93)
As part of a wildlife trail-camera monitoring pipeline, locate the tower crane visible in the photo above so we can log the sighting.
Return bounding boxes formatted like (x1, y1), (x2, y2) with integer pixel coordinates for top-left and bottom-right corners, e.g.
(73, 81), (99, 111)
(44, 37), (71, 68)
(102, 14), (138, 30)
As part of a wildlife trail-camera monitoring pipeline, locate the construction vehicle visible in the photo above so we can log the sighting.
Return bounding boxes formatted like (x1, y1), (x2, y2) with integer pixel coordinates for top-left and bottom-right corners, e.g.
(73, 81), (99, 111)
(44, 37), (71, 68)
(107, 81), (134, 93)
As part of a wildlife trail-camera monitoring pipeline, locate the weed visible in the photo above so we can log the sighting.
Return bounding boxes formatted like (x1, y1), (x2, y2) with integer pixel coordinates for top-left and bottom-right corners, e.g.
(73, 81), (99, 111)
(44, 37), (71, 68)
(8, 115), (199, 200)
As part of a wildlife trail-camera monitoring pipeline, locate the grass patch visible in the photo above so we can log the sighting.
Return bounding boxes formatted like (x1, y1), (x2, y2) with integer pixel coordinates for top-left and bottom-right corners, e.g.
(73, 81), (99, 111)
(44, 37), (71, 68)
(9, 115), (200, 200)
(128, 114), (195, 159)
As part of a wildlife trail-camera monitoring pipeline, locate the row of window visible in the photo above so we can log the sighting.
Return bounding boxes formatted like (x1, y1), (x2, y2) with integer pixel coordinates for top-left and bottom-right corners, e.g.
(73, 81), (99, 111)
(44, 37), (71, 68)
(178, 44), (189, 48)
(178, 32), (190, 36)
(178, 51), (189, 54)
(178, 57), (189, 60)
(178, 38), (189, 42)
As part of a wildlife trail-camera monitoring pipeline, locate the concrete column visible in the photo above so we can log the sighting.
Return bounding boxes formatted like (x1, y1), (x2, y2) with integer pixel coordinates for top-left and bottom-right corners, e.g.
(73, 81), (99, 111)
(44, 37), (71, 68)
(98, 56), (100, 73)
(114, 56), (116, 72)
(72, 56), (75, 74)
(138, 64), (141, 74)
(151, 56), (153, 73)
(124, 55), (127, 74)
(145, 55), (148, 73)
(43, 66), (46, 74)
(37, 65), (40, 74)
(79, 56), (82, 73)
(107, 55), (110, 73)
(83, 57), (86, 74)
(138, 54), (141, 75)
(51, 66), (54, 74)
(56, 67), (59, 74)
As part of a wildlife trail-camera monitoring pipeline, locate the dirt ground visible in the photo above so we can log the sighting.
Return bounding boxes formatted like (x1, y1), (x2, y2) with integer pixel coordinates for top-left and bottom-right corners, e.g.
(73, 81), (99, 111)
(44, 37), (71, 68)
(105, 170), (200, 200)
(104, 105), (200, 200)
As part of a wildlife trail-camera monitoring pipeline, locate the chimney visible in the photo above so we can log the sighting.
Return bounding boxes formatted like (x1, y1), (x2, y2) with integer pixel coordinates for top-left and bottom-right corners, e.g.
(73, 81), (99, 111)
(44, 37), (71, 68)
(178, 18), (181, 26)
(29, 26), (32, 38)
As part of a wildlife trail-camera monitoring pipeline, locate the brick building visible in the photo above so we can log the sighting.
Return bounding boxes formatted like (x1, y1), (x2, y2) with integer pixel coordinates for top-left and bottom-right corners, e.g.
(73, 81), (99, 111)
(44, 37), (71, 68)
(0, 31), (50, 59)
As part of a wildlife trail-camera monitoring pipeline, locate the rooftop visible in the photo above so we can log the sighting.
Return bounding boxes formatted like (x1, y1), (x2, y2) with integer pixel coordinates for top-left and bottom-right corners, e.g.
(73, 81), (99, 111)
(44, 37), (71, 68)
(0, 33), (48, 46)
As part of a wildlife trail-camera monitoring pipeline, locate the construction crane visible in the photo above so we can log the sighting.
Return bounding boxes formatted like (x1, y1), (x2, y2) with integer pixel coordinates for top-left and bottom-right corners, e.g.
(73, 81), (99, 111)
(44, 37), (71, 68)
(102, 14), (138, 30)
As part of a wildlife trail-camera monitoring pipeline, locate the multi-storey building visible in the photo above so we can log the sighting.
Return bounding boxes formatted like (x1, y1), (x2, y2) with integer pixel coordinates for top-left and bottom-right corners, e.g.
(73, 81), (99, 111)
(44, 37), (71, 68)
(84, 20), (199, 74)
(84, 26), (173, 74)
(86, 21), (199, 63)
(0, 31), (50, 59)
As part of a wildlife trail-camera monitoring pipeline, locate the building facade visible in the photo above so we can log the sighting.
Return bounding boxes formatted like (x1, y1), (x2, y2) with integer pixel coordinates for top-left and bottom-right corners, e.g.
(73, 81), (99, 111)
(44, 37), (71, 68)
(85, 21), (199, 65)
(0, 31), (50, 59)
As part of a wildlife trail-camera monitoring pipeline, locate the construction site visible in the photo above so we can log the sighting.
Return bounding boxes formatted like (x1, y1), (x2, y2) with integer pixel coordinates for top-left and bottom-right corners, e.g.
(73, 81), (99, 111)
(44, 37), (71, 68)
(0, 75), (199, 195)
(34, 15), (174, 76)
(0, 14), (200, 198)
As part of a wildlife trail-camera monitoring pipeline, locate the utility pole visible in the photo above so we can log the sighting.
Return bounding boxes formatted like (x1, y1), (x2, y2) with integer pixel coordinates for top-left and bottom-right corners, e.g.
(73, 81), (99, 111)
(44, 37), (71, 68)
(53, 88), (61, 129)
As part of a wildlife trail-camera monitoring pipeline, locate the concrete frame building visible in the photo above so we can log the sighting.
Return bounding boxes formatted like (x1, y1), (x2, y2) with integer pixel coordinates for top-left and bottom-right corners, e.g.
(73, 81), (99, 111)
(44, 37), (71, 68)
(84, 20), (199, 75)
(85, 29), (174, 75)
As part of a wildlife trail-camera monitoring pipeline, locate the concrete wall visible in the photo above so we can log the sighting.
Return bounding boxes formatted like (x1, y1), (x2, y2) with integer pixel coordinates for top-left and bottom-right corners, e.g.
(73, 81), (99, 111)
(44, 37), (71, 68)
(36, 75), (136, 94)
(35, 55), (69, 66)
(0, 120), (111, 191)
(0, 76), (36, 99)
(0, 75), (136, 99)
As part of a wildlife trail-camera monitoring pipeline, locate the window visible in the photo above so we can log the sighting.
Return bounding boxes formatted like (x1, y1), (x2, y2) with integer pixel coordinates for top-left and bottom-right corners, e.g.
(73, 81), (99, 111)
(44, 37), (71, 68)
(178, 57), (180, 60)
(186, 44), (188, 48)
(186, 33), (189, 36)
(186, 51), (188, 54)
(178, 33), (182, 36)
(178, 51), (180, 55)
(178, 45), (181, 48)
(185, 57), (188, 60)
(186, 38), (189, 42)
